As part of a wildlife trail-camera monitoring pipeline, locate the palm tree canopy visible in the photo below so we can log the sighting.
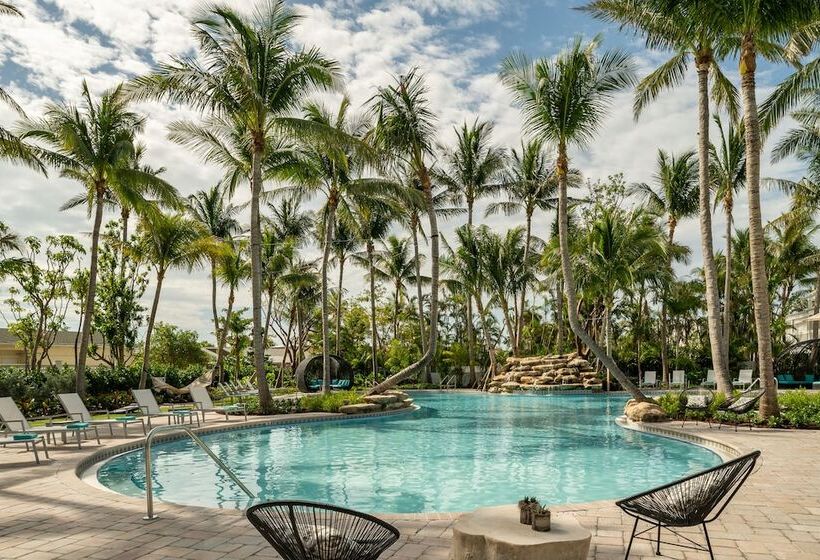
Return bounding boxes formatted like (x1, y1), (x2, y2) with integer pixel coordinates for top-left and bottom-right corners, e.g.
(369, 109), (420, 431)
(188, 182), (241, 241)
(134, 212), (216, 274)
(630, 149), (699, 226)
(710, 115), (746, 208)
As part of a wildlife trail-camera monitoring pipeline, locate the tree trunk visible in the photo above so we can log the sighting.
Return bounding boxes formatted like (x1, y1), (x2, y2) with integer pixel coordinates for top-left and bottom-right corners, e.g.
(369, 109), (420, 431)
(740, 36), (779, 418)
(369, 163), (439, 393)
(723, 202), (733, 370)
(515, 212), (533, 355)
(250, 147), (272, 412)
(411, 222), (429, 382)
(368, 242), (378, 378)
(465, 201), (476, 381)
(556, 278), (565, 353)
(210, 260), (219, 344)
(556, 142), (647, 401)
(393, 280), (400, 340)
(335, 255), (345, 356)
(76, 189), (105, 396)
(475, 294), (496, 389)
(139, 269), (164, 389)
(320, 209), (335, 394)
(212, 285), (234, 384)
(604, 302), (611, 391)
(696, 61), (731, 394)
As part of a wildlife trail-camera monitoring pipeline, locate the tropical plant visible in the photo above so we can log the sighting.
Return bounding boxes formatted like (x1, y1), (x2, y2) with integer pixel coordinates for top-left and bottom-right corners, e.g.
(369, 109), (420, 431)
(500, 36), (647, 401)
(130, 0), (340, 411)
(330, 220), (360, 355)
(212, 239), (251, 383)
(20, 82), (176, 395)
(374, 235), (422, 340)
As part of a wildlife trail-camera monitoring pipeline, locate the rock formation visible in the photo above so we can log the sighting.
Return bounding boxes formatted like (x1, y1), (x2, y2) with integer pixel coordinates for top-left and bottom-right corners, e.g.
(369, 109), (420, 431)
(487, 353), (602, 393)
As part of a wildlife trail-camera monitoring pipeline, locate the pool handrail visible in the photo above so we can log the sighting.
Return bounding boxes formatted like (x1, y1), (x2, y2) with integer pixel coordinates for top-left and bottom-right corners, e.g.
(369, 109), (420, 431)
(142, 424), (254, 520)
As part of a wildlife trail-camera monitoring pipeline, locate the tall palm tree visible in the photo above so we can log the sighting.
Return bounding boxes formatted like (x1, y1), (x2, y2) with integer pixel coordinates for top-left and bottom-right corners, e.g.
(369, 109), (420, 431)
(20, 82), (175, 395)
(134, 213), (212, 388)
(129, 0), (340, 411)
(351, 199), (396, 379)
(188, 182), (241, 344)
(630, 149), (699, 387)
(374, 235), (421, 340)
(213, 239), (251, 383)
(367, 70), (441, 394)
(716, 0), (819, 417)
(583, 0), (738, 394)
(331, 220), (360, 355)
(710, 116), (746, 367)
(500, 36), (648, 402)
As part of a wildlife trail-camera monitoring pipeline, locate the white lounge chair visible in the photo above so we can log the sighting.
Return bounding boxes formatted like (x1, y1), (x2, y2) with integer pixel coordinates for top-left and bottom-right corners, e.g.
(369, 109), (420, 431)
(734, 369), (754, 389)
(703, 369), (716, 388)
(58, 393), (146, 437)
(132, 389), (199, 428)
(189, 386), (247, 422)
(0, 397), (99, 449)
(641, 371), (657, 388)
(430, 372), (455, 390)
(671, 370), (686, 388)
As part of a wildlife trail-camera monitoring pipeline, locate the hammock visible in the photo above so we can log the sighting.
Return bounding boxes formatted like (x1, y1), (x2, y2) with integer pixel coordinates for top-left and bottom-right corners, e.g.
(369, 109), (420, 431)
(151, 372), (212, 395)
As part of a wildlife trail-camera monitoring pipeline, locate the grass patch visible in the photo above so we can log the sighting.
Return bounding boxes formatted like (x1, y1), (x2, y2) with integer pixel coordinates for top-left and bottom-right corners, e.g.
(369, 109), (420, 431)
(298, 391), (364, 413)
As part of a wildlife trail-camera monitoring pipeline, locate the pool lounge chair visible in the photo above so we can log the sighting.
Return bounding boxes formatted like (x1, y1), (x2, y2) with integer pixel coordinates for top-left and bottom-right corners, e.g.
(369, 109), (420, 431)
(733, 369), (754, 389)
(702, 369), (716, 388)
(132, 389), (198, 428)
(641, 371), (657, 388)
(57, 393), (146, 437)
(189, 386), (246, 422)
(0, 397), (100, 449)
(671, 370), (686, 388)
(618, 450), (760, 560)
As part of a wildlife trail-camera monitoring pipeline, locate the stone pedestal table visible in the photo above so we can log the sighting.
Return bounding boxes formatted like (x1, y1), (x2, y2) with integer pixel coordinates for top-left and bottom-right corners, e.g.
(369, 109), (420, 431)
(451, 505), (591, 560)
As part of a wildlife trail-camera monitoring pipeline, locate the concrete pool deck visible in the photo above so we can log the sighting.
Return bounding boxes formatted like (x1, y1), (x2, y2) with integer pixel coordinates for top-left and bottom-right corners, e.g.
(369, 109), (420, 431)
(1, 408), (819, 559)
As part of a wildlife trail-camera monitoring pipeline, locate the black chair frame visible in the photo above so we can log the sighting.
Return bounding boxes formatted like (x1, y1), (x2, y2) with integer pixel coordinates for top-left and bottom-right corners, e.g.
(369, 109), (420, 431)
(247, 500), (400, 560)
(617, 450), (761, 560)
(680, 387), (715, 428)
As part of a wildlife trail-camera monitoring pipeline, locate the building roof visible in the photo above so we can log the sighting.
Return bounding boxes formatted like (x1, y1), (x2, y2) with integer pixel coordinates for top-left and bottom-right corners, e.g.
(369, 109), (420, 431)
(0, 328), (104, 346)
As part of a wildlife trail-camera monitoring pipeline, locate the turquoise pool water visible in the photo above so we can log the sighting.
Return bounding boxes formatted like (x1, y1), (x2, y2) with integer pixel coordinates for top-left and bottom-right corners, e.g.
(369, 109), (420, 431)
(95, 392), (721, 513)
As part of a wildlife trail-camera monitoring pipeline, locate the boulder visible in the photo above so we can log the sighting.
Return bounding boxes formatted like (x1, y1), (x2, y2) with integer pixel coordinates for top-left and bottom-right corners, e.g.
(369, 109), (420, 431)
(520, 376), (536, 384)
(624, 400), (667, 423)
(339, 403), (383, 414)
(488, 387), (501, 393)
(363, 394), (398, 405)
(385, 390), (410, 400)
(560, 375), (580, 384)
(567, 357), (588, 368)
(386, 401), (407, 410)
(501, 381), (521, 390)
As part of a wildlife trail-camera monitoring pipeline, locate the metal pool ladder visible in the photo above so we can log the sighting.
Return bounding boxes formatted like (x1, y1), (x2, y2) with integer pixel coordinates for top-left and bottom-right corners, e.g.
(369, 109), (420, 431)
(142, 424), (255, 520)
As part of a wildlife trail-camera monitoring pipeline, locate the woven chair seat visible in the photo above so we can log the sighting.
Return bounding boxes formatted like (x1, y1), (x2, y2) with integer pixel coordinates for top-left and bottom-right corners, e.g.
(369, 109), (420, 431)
(247, 501), (399, 560)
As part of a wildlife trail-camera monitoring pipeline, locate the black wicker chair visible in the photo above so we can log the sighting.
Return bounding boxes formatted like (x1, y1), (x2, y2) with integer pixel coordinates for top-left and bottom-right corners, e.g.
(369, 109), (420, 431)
(617, 450), (760, 560)
(717, 383), (765, 431)
(681, 387), (714, 427)
(246, 501), (400, 560)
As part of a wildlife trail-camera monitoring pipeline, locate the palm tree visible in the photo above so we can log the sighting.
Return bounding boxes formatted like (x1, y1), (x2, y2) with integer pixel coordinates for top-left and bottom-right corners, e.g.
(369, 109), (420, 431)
(374, 235), (421, 340)
(500, 37), (648, 401)
(134, 213), (212, 388)
(129, 0), (340, 411)
(20, 82), (175, 395)
(630, 149), (699, 388)
(213, 240), (251, 383)
(716, 0), (819, 417)
(710, 116), (746, 368)
(367, 70), (442, 394)
(331, 221), (360, 355)
(351, 199), (396, 379)
(583, 0), (737, 395)
(0, 221), (23, 276)
(188, 182), (241, 344)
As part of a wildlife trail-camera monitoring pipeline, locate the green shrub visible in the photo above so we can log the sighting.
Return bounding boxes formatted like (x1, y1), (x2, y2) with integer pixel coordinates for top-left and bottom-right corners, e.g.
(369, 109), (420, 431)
(657, 391), (684, 418)
(299, 391), (363, 413)
(777, 389), (820, 428)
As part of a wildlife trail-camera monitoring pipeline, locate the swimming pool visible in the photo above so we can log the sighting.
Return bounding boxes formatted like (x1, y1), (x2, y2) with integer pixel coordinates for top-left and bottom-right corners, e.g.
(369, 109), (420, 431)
(95, 392), (721, 513)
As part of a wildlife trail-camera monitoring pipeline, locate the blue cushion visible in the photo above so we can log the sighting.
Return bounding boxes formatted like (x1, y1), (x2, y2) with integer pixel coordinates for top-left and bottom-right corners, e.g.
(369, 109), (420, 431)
(65, 422), (89, 430)
(13, 433), (38, 441)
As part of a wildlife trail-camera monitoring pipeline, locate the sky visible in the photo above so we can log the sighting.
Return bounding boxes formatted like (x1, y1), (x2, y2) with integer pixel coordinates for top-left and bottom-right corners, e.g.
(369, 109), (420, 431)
(0, 0), (808, 341)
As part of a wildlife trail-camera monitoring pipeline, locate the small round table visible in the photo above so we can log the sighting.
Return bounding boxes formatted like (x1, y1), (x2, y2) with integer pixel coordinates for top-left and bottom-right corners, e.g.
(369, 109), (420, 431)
(451, 505), (591, 560)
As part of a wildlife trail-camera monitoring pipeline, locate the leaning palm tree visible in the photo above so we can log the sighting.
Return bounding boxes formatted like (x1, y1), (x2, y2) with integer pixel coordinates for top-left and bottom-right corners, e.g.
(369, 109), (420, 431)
(213, 239), (251, 383)
(630, 149), (699, 388)
(710, 116), (746, 367)
(20, 82), (175, 395)
(129, 0), (340, 412)
(134, 213), (214, 388)
(500, 36), (648, 402)
(367, 70), (442, 394)
(715, 0), (819, 417)
(583, 0), (737, 394)
(188, 182), (241, 351)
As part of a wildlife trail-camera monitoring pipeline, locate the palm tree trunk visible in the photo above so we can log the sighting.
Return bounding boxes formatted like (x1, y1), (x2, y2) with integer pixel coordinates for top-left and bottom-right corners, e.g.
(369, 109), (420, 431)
(696, 61), (731, 394)
(411, 223), (428, 382)
(723, 203), (733, 369)
(465, 201), (476, 380)
(250, 147), (272, 412)
(335, 255), (345, 356)
(139, 269), (165, 389)
(76, 190), (105, 396)
(604, 302), (611, 391)
(516, 212), (533, 355)
(369, 163), (439, 393)
(320, 209), (335, 394)
(556, 142), (647, 401)
(393, 281), (400, 340)
(556, 278), (565, 353)
(213, 286), (235, 384)
(475, 294), (496, 389)
(368, 242), (378, 378)
(740, 36), (778, 418)
(210, 260), (219, 343)
(264, 286), (274, 354)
